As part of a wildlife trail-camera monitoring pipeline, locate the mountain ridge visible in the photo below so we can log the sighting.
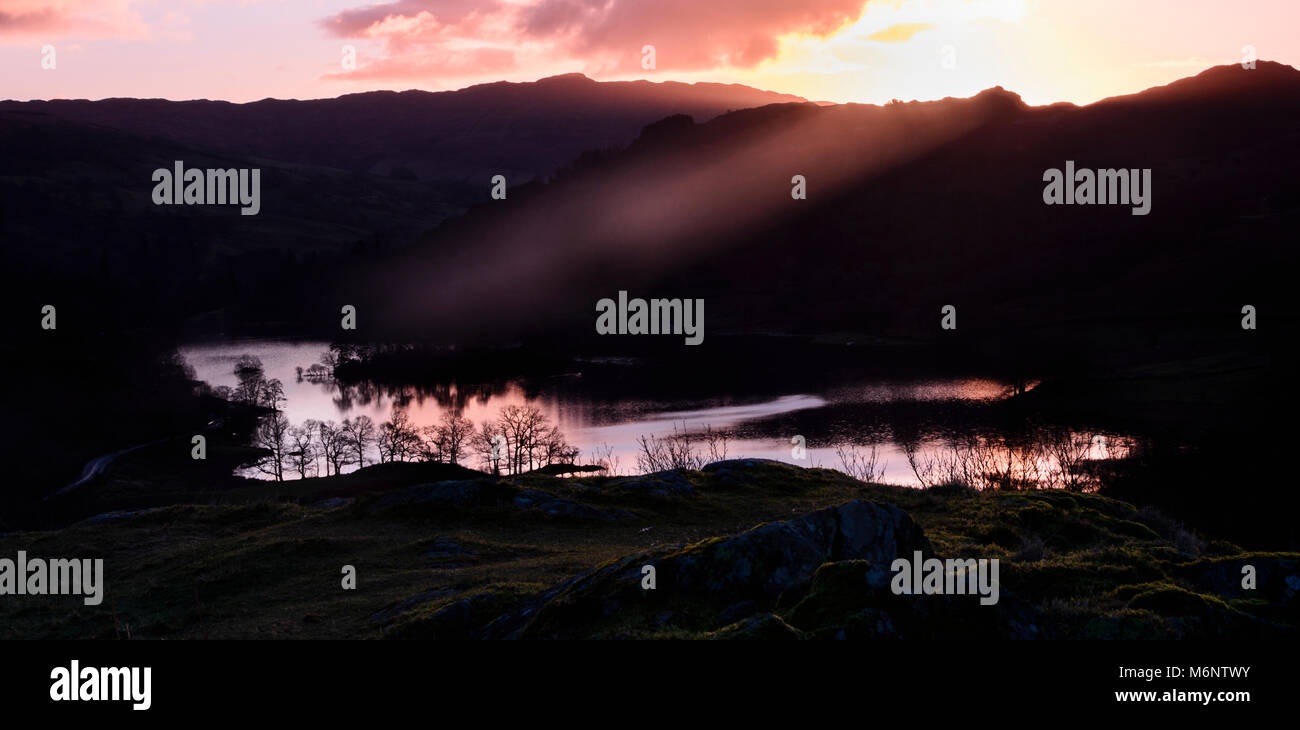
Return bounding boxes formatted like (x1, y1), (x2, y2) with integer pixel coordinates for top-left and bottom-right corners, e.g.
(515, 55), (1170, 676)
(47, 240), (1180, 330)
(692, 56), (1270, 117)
(348, 62), (1298, 357)
(0, 73), (806, 185)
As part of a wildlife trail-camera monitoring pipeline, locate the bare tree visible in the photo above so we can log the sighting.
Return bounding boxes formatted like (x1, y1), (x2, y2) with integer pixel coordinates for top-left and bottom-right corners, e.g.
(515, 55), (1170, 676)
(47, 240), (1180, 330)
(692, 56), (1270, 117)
(835, 443), (887, 482)
(258, 378), (286, 411)
(377, 409), (421, 463)
(471, 420), (507, 475)
(254, 411), (290, 482)
(903, 442), (964, 488)
(702, 425), (729, 463)
(419, 425), (445, 463)
(902, 436), (1062, 491)
(492, 405), (577, 473)
(585, 443), (622, 476)
(435, 412), (474, 465)
(342, 415), (376, 469)
(536, 423), (579, 467)
(316, 420), (351, 476)
(497, 405), (535, 474)
(635, 423), (727, 473)
(1044, 431), (1095, 491)
(288, 421), (318, 479)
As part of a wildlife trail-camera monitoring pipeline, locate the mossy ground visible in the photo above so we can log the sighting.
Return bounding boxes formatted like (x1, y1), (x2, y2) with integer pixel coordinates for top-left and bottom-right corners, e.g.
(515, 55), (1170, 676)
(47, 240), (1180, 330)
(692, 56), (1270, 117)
(2, 456), (1293, 639)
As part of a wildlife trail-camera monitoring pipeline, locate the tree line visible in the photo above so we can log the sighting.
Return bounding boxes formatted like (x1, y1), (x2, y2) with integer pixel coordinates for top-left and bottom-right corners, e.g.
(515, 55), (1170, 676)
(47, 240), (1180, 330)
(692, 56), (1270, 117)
(222, 355), (579, 482)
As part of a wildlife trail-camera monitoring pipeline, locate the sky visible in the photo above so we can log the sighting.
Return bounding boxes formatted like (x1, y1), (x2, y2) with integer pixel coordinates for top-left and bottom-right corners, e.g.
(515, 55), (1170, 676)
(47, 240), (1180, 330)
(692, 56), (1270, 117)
(1, 0), (1297, 105)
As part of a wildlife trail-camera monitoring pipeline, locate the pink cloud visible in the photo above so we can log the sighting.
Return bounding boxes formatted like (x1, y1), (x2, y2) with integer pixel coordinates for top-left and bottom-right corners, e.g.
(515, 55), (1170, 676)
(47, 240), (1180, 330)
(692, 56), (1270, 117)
(320, 0), (501, 40)
(319, 0), (871, 82)
(0, 0), (146, 40)
(517, 0), (867, 70)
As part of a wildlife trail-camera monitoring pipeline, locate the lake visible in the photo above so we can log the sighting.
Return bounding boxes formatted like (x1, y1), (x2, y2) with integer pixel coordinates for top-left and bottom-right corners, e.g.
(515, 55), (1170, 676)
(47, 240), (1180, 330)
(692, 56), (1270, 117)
(180, 339), (1131, 486)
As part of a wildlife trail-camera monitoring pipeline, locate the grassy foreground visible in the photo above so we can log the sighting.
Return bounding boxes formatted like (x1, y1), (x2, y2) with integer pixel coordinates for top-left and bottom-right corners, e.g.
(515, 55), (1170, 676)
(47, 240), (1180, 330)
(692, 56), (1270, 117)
(2, 459), (1296, 639)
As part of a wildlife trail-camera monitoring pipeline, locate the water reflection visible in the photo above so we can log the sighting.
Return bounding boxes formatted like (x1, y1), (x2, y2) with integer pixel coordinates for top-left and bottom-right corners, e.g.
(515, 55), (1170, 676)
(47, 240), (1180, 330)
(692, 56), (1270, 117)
(181, 339), (1130, 487)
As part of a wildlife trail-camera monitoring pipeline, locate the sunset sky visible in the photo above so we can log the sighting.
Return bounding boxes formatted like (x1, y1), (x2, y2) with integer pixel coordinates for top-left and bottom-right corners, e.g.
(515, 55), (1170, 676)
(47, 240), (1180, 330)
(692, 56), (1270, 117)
(2, 0), (1297, 105)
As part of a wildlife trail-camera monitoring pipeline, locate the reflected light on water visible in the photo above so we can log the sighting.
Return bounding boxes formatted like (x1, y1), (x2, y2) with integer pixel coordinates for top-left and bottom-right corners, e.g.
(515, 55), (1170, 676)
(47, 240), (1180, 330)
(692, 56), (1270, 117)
(181, 340), (1120, 487)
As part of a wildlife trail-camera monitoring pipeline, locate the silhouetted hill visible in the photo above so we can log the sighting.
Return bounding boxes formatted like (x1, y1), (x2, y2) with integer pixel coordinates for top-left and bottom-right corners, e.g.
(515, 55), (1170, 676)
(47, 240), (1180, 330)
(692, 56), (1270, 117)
(3, 62), (1296, 373)
(352, 62), (1298, 376)
(0, 74), (805, 184)
(1097, 60), (1300, 104)
(0, 109), (473, 339)
(0, 74), (804, 336)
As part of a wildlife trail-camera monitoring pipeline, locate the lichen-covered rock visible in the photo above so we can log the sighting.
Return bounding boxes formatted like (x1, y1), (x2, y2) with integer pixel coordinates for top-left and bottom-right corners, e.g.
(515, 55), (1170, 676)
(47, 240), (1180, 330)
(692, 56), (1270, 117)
(1185, 554), (1299, 606)
(497, 500), (930, 638)
(782, 559), (1039, 639)
(703, 458), (792, 471)
(702, 458), (806, 485)
(667, 500), (929, 598)
(603, 470), (697, 497)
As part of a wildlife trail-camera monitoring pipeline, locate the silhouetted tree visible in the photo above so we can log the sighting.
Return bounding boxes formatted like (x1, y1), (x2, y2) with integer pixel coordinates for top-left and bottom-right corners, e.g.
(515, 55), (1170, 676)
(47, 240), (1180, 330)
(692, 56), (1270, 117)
(342, 415), (376, 469)
(258, 378), (285, 410)
(234, 355), (266, 405)
(423, 412), (474, 465)
(471, 420), (506, 475)
(316, 420), (351, 476)
(288, 420), (318, 479)
(254, 411), (290, 482)
(377, 409), (421, 463)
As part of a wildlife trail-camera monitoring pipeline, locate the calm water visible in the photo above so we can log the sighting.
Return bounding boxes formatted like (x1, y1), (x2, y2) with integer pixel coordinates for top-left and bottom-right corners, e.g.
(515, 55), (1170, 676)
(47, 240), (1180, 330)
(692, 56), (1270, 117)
(180, 339), (1130, 484)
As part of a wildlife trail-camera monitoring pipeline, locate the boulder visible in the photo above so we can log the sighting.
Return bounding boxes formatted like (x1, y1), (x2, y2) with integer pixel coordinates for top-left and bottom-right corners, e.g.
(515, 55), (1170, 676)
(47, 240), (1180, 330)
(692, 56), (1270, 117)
(370, 480), (485, 510)
(500, 500), (930, 638)
(604, 470), (696, 498)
